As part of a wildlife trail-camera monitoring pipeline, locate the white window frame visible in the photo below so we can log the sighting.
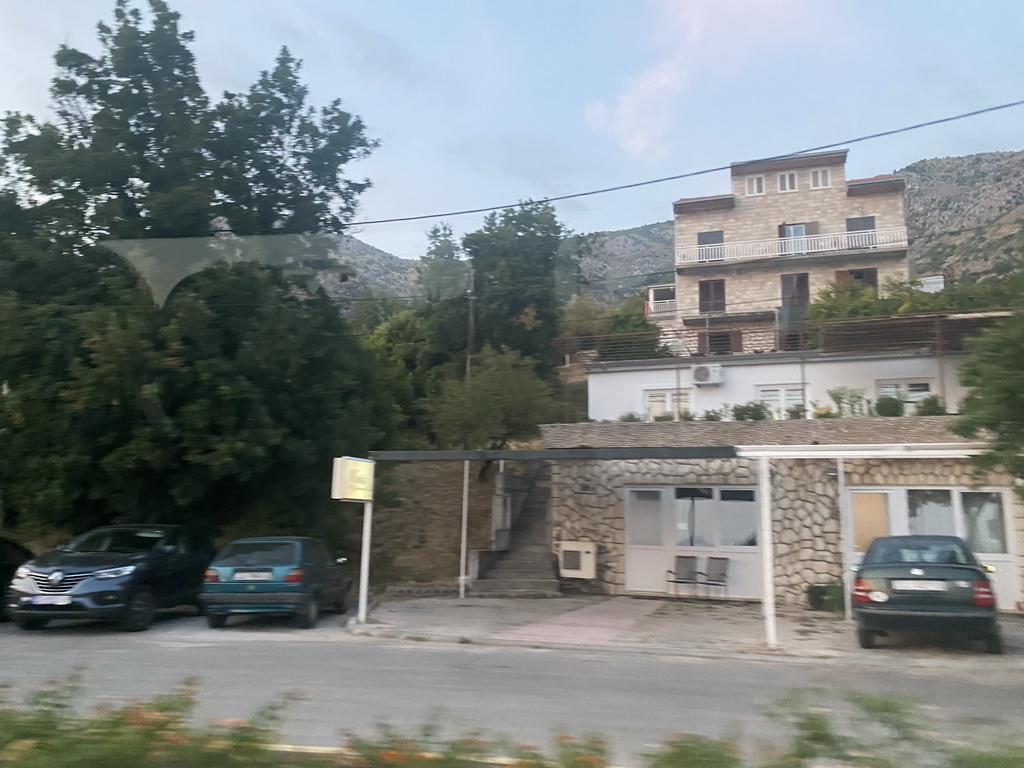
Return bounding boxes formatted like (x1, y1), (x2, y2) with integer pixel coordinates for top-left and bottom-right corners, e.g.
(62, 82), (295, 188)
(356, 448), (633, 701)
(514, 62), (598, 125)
(757, 385), (805, 419)
(745, 175), (765, 196)
(810, 168), (831, 189)
(778, 172), (798, 193)
(876, 379), (934, 414)
(643, 388), (692, 421)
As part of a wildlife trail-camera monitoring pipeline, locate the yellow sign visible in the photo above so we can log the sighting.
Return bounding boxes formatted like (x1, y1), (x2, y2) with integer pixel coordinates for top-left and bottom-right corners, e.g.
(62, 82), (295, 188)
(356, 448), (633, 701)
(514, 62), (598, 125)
(331, 457), (375, 502)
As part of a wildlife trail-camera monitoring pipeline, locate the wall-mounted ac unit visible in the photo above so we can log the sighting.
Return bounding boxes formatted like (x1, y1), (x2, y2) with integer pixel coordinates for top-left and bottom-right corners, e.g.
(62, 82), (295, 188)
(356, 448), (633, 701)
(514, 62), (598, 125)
(558, 541), (597, 579)
(692, 364), (723, 386)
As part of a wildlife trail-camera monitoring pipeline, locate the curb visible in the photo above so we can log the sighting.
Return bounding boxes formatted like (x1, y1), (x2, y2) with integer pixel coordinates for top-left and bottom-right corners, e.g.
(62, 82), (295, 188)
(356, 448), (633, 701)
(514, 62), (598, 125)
(345, 626), (1024, 671)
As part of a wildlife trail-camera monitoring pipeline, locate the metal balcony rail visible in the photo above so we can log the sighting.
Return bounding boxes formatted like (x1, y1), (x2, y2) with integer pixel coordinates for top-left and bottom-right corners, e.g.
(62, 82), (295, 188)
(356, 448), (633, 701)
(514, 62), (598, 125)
(644, 299), (677, 316)
(675, 227), (908, 265)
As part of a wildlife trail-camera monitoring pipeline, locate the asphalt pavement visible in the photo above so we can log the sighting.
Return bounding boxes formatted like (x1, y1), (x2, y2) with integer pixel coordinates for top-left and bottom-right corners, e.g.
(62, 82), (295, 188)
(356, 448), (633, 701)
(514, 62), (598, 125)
(1, 609), (1024, 764)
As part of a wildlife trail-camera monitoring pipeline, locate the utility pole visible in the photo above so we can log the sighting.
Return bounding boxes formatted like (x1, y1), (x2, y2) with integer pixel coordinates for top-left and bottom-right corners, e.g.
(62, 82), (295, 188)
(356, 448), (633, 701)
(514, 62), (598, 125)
(459, 264), (476, 599)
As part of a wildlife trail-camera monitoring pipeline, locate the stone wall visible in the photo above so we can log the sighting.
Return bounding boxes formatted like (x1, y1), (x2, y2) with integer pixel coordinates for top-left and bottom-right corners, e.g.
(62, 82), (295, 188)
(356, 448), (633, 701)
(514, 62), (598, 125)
(549, 455), (1022, 606)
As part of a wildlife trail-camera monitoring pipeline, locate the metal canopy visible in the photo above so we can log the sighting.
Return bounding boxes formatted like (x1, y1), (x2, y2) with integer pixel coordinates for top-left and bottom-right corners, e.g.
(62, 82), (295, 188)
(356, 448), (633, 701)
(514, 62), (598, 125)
(368, 446), (738, 461)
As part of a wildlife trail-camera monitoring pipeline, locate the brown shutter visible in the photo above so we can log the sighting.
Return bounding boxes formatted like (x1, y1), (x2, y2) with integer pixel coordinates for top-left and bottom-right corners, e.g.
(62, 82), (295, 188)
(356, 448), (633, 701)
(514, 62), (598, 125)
(697, 332), (709, 354)
(714, 280), (726, 312)
(778, 223), (787, 238)
(835, 270), (851, 287)
(730, 330), (743, 353)
(804, 221), (820, 236)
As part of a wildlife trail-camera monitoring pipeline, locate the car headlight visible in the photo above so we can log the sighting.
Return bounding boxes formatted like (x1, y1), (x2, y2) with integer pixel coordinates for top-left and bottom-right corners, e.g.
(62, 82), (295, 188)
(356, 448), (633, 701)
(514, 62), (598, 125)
(94, 565), (137, 580)
(14, 566), (30, 579)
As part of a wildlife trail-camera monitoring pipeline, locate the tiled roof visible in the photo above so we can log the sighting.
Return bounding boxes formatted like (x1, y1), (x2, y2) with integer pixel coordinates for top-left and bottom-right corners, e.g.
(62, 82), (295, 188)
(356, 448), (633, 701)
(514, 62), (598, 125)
(672, 193), (734, 204)
(848, 174), (901, 183)
(541, 417), (974, 449)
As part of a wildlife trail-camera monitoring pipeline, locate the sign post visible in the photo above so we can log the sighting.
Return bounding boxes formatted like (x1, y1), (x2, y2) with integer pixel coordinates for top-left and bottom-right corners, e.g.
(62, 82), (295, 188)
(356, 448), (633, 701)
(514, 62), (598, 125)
(332, 456), (376, 624)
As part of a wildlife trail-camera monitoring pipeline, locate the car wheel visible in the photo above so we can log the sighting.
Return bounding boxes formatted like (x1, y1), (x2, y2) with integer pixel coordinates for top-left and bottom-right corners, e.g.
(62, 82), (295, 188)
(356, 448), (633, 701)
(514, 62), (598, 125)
(193, 598), (206, 617)
(295, 599), (320, 629)
(857, 628), (877, 649)
(207, 614), (227, 629)
(985, 632), (1004, 655)
(17, 618), (48, 631)
(334, 599), (348, 615)
(118, 587), (157, 632)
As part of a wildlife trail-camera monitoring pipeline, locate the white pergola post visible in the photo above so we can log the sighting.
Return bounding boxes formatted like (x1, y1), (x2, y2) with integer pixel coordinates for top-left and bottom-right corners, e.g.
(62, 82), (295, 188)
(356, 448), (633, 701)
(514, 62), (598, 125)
(836, 457), (854, 620)
(758, 455), (779, 649)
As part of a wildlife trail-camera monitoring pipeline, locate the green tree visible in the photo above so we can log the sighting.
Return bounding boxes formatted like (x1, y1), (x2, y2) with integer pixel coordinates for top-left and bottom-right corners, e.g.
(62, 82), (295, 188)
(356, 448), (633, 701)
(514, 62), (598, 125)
(416, 223), (470, 302)
(955, 308), (1024, 479)
(429, 347), (555, 449)
(595, 295), (668, 361)
(463, 203), (576, 373)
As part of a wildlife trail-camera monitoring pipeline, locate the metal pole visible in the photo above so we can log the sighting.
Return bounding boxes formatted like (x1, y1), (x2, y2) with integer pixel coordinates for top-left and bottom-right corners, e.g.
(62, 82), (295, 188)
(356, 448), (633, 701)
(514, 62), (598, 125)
(357, 499), (373, 624)
(459, 458), (470, 598)
(459, 267), (476, 598)
(758, 456), (779, 649)
(837, 457), (853, 620)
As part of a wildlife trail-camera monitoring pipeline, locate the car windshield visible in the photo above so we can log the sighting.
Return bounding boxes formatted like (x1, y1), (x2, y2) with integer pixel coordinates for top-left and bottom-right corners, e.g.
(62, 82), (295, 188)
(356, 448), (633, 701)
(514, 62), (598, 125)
(67, 529), (165, 554)
(214, 542), (297, 567)
(864, 539), (975, 566)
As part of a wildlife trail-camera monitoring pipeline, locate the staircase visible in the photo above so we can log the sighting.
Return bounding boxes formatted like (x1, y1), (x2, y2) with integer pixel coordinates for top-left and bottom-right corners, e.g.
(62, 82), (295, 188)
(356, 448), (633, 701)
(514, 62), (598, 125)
(472, 464), (560, 597)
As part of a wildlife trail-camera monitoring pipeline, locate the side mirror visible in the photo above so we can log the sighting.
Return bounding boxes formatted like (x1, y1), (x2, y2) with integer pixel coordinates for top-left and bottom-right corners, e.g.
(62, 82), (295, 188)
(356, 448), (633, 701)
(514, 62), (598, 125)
(159, 544), (178, 555)
(850, 565), (860, 574)
(336, 557), (348, 565)
(983, 563), (997, 573)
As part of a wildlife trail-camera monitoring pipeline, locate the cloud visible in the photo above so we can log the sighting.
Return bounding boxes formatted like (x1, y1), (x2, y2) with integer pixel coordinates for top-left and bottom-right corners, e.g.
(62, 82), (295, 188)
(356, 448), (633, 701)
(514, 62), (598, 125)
(586, 0), (839, 163)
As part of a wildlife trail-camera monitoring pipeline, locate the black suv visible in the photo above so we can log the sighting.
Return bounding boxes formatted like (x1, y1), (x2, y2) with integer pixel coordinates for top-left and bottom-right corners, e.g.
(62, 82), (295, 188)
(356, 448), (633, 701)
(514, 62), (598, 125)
(4, 525), (212, 632)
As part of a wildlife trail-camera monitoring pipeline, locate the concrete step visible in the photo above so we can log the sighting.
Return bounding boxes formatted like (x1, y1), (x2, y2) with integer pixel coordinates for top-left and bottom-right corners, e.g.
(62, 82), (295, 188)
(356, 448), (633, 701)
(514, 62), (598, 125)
(469, 589), (561, 598)
(472, 578), (561, 592)
(486, 568), (557, 580)
(492, 556), (555, 568)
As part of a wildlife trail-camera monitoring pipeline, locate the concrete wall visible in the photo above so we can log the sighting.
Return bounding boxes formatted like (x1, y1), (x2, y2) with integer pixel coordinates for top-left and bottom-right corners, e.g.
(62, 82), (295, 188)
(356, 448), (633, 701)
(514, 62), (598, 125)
(587, 353), (968, 421)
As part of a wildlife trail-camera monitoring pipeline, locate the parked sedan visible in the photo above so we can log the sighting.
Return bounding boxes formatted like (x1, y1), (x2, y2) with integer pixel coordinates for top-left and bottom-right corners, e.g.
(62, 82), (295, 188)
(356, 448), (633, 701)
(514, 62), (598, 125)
(200, 537), (351, 629)
(1, 537), (34, 621)
(853, 535), (1001, 653)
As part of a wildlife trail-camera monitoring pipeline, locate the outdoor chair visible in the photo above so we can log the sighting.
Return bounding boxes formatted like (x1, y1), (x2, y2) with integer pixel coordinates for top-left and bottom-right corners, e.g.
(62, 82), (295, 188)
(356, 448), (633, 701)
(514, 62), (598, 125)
(666, 555), (701, 597)
(702, 556), (729, 598)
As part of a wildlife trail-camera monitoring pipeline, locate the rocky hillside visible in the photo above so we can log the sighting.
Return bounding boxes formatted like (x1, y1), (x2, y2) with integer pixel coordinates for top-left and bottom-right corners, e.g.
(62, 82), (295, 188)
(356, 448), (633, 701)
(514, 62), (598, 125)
(338, 149), (1024, 299)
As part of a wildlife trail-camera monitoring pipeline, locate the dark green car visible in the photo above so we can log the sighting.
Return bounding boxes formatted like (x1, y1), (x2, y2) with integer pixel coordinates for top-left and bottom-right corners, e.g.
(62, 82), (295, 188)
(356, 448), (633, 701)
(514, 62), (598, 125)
(853, 535), (1001, 654)
(200, 537), (351, 629)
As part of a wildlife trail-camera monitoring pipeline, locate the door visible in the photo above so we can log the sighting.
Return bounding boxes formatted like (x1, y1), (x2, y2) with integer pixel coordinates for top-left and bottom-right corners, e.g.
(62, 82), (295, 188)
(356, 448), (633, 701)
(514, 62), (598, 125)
(845, 216), (877, 248)
(780, 224), (806, 254)
(696, 230), (724, 262)
(850, 491), (892, 567)
(624, 489), (668, 592)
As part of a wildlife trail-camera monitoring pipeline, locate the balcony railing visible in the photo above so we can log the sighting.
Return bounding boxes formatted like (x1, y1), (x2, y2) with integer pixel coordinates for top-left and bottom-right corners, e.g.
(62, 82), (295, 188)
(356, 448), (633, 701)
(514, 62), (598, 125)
(675, 227), (908, 266)
(644, 299), (677, 317)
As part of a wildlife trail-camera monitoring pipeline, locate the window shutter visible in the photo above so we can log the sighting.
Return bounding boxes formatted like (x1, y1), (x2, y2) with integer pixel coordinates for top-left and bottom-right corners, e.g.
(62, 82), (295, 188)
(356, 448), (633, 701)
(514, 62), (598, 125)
(697, 332), (709, 354)
(714, 280), (726, 311)
(804, 221), (820, 236)
(861, 268), (878, 289)
(730, 330), (743, 352)
(835, 270), (851, 287)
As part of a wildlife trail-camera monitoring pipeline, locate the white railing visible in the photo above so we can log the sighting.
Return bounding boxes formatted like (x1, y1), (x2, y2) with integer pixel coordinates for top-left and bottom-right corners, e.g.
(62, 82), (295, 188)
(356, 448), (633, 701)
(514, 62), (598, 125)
(645, 299), (677, 316)
(675, 227), (908, 265)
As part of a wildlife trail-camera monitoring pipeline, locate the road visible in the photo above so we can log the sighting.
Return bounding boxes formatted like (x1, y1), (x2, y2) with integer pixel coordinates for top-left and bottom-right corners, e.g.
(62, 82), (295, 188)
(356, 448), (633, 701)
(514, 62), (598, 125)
(1, 612), (1023, 763)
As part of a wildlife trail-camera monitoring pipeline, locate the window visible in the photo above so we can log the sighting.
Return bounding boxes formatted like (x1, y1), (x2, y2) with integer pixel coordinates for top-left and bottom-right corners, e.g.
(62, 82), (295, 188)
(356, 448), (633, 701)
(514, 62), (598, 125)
(907, 489), (956, 536)
(675, 487), (758, 547)
(698, 279), (725, 313)
(778, 222), (818, 254)
(845, 216), (877, 248)
(810, 168), (830, 189)
(650, 286), (675, 302)
(962, 492), (1007, 554)
(876, 380), (932, 413)
(780, 273), (810, 308)
(626, 490), (664, 546)
(699, 331), (740, 355)
(778, 172), (798, 192)
(696, 230), (724, 262)
(644, 389), (691, 421)
(757, 386), (804, 419)
(835, 268), (878, 293)
(745, 175), (764, 196)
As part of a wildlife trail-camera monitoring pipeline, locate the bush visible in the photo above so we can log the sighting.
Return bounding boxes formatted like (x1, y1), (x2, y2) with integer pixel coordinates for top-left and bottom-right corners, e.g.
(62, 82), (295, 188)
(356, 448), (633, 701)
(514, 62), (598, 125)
(806, 583), (844, 612)
(875, 396), (905, 417)
(731, 401), (771, 421)
(916, 395), (948, 415)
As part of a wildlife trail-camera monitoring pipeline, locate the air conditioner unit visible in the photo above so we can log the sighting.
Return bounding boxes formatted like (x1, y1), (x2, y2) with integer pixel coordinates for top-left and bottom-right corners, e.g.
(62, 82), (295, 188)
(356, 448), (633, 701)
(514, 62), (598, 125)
(557, 541), (597, 580)
(692, 364), (723, 386)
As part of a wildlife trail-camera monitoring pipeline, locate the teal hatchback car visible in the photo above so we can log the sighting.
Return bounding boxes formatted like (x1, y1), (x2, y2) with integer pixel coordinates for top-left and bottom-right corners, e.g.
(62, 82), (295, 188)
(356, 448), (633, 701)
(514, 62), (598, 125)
(201, 537), (351, 629)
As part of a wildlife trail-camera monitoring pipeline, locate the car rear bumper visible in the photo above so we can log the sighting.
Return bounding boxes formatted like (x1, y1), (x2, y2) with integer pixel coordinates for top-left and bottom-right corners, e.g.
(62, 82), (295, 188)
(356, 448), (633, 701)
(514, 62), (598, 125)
(855, 607), (998, 635)
(201, 591), (309, 614)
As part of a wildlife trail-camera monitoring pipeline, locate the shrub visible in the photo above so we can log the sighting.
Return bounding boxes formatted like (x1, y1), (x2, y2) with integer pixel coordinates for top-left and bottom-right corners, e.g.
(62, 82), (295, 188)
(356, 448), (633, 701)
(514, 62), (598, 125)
(916, 395), (948, 415)
(731, 401), (771, 421)
(618, 412), (642, 422)
(875, 396), (905, 417)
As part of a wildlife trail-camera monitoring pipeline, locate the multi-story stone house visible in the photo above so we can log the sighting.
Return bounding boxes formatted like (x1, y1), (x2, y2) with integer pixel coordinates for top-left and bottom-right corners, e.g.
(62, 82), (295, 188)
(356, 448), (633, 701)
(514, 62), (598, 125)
(645, 149), (908, 356)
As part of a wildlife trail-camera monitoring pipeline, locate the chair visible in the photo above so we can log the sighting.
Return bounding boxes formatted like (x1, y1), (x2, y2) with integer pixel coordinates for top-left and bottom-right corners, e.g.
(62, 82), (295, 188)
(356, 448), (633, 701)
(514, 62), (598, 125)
(666, 555), (701, 597)
(702, 556), (729, 598)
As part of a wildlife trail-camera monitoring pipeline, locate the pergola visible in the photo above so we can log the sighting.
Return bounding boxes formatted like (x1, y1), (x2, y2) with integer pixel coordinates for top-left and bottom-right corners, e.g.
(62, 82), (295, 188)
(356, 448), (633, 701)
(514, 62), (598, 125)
(367, 441), (985, 649)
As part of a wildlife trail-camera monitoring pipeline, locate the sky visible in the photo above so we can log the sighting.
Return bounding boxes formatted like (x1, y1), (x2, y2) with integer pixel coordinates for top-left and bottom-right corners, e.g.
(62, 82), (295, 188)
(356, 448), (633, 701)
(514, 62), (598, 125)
(1, 0), (1023, 259)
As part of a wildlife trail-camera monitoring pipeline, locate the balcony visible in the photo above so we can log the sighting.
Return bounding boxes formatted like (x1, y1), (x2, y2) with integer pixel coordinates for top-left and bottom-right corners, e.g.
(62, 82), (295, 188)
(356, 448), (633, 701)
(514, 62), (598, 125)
(675, 227), (908, 266)
(644, 299), (677, 317)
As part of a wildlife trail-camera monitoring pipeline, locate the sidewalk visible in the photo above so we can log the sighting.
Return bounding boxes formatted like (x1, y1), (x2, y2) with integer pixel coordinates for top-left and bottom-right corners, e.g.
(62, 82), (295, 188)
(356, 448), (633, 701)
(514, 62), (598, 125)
(349, 595), (1024, 668)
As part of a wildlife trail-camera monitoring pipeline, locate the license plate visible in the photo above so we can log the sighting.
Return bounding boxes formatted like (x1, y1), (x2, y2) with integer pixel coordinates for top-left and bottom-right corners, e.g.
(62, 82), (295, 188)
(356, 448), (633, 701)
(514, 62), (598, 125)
(233, 571), (272, 582)
(891, 579), (947, 592)
(31, 595), (72, 606)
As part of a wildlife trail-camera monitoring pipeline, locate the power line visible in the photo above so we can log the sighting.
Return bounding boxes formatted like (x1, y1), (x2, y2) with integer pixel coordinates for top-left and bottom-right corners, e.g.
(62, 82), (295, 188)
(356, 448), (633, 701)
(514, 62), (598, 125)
(349, 98), (1024, 227)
